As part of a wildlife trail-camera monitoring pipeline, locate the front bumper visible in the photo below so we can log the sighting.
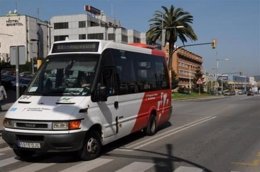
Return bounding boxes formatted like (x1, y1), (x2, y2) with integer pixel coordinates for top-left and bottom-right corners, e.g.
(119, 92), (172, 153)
(2, 130), (86, 152)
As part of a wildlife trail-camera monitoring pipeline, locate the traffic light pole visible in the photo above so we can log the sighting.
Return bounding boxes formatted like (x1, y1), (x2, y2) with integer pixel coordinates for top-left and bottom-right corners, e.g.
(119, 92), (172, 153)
(170, 40), (215, 94)
(172, 42), (214, 54)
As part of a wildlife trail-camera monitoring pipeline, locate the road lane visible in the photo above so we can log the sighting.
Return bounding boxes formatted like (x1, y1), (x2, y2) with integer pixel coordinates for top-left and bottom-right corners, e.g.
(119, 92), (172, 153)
(0, 95), (259, 172)
(122, 95), (260, 172)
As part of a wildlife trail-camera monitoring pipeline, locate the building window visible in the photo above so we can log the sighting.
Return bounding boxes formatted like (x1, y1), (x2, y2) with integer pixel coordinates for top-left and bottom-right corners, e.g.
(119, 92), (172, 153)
(108, 33), (115, 41)
(54, 22), (69, 29)
(88, 33), (103, 40)
(79, 34), (86, 40)
(122, 35), (128, 43)
(89, 21), (99, 27)
(54, 35), (68, 42)
(79, 21), (86, 28)
(134, 37), (140, 43)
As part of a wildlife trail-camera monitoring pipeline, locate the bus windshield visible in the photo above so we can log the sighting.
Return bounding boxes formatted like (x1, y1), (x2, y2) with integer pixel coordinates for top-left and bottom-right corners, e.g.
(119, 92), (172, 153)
(26, 54), (100, 96)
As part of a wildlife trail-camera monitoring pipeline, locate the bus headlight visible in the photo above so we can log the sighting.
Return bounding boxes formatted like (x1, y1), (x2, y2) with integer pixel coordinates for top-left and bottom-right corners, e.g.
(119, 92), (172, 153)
(52, 122), (69, 130)
(3, 118), (14, 128)
(52, 120), (81, 130)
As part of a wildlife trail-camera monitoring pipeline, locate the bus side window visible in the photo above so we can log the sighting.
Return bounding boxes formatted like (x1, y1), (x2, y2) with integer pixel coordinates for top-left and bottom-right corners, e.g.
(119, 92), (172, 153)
(116, 51), (138, 94)
(101, 67), (119, 96)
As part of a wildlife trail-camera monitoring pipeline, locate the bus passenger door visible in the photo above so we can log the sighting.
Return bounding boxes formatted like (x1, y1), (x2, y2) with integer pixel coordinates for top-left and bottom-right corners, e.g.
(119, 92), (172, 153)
(97, 67), (119, 138)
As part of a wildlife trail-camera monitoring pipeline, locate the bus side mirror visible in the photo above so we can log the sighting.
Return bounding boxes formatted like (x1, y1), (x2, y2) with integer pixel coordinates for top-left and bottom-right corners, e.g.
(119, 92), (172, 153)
(91, 84), (108, 102)
(99, 86), (108, 101)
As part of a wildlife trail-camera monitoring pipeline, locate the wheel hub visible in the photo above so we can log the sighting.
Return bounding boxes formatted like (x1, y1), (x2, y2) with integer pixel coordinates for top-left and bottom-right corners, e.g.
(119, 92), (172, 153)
(87, 137), (98, 153)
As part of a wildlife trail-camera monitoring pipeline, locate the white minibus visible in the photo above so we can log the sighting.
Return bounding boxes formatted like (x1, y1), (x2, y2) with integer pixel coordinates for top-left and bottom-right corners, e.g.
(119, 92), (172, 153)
(3, 40), (172, 160)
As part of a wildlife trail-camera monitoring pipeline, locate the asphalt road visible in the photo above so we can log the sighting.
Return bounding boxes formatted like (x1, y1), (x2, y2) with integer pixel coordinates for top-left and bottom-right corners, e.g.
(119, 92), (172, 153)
(0, 94), (259, 172)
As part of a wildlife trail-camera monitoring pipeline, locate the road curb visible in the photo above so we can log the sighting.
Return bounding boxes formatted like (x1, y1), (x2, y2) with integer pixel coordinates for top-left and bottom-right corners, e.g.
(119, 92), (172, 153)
(174, 96), (225, 101)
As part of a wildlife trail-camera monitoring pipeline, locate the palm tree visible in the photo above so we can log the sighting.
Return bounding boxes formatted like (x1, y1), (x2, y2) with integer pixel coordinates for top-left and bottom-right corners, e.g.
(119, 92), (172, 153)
(146, 5), (198, 72)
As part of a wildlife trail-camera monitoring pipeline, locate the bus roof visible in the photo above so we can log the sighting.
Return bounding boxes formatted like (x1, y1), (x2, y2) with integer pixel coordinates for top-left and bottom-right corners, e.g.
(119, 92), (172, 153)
(49, 40), (165, 57)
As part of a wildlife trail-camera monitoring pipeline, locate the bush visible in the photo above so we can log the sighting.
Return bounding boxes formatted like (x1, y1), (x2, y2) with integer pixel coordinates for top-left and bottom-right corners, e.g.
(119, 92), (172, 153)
(178, 86), (190, 94)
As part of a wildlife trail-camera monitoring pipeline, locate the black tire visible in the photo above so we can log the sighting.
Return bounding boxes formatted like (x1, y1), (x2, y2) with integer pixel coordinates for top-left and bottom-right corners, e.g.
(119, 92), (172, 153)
(13, 149), (35, 160)
(146, 114), (157, 136)
(78, 131), (102, 161)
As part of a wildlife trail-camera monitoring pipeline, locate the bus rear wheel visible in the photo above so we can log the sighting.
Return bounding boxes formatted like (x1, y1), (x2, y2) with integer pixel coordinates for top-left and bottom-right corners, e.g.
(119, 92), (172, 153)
(145, 114), (157, 136)
(78, 131), (102, 161)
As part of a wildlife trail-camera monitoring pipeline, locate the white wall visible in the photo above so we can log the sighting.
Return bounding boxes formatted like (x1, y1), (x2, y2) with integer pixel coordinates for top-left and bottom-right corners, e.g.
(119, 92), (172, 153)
(0, 15), (26, 61)
(0, 14), (49, 62)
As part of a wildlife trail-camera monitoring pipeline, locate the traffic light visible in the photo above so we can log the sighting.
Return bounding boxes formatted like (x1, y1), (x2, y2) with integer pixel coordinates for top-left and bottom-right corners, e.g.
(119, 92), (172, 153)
(211, 39), (217, 49)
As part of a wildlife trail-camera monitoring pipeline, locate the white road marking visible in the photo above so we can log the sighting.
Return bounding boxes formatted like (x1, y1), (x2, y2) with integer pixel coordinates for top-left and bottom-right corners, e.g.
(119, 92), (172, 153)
(115, 162), (154, 172)
(174, 166), (203, 172)
(120, 116), (216, 151)
(0, 157), (19, 168)
(10, 163), (56, 172)
(60, 158), (113, 172)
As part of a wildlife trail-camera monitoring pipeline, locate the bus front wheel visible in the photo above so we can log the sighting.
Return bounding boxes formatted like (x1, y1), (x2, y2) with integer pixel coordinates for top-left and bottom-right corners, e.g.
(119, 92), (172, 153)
(78, 131), (102, 161)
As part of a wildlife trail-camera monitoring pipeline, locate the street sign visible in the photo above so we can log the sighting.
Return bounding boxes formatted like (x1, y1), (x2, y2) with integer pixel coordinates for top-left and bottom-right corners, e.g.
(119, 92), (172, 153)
(10, 45), (26, 99)
(197, 78), (203, 85)
(217, 75), (228, 81)
(10, 45), (26, 65)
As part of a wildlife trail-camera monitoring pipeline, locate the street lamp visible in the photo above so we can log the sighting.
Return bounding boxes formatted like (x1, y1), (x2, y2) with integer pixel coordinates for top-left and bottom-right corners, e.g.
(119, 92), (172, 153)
(161, 25), (184, 49)
(216, 58), (230, 94)
(216, 58), (229, 73)
(189, 65), (192, 94)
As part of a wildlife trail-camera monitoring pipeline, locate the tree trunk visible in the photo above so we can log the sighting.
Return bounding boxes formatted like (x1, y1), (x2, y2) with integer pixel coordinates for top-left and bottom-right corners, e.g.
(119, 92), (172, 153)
(168, 42), (174, 84)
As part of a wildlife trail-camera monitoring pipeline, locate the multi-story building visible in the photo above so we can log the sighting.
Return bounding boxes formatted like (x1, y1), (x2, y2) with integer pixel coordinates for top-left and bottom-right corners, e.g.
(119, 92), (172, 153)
(50, 5), (146, 44)
(0, 10), (50, 63)
(164, 44), (203, 88)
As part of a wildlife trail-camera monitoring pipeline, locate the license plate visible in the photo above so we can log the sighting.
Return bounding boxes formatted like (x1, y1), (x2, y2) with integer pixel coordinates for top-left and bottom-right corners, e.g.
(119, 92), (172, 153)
(18, 141), (41, 148)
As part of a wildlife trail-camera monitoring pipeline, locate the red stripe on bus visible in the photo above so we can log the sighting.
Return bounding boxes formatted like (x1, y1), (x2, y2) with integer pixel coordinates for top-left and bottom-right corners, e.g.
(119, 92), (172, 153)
(131, 90), (172, 133)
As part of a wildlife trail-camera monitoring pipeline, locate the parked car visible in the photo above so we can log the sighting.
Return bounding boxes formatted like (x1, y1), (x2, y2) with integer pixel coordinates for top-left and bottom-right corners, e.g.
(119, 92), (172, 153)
(1, 75), (16, 90)
(237, 90), (246, 95)
(20, 71), (33, 78)
(11, 77), (31, 93)
(247, 90), (254, 96)
(223, 90), (236, 96)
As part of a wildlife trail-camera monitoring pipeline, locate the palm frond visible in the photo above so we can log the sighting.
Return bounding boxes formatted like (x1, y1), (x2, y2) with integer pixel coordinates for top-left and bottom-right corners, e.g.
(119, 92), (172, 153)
(146, 5), (198, 70)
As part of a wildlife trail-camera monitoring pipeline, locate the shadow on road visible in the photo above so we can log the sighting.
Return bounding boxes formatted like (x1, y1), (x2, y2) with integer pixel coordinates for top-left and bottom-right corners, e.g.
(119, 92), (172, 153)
(106, 144), (212, 172)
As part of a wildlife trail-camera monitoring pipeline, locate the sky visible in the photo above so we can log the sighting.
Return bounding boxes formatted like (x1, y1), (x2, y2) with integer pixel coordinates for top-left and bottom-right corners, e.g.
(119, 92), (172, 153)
(0, 0), (260, 76)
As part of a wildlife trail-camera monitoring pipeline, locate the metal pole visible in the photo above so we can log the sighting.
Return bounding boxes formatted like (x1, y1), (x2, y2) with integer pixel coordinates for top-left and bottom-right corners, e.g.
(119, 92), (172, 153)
(216, 60), (219, 94)
(161, 14), (165, 49)
(162, 29), (165, 49)
(189, 66), (191, 94)
(221, 79), (223, 94)
(244, 76), (247, 93)
(199, 84), (201, 95)
(15, 46), (20, 99)
(31, 57), (34, 74)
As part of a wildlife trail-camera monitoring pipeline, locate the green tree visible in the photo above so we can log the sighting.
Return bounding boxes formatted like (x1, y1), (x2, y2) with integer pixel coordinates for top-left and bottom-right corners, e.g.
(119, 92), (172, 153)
(146, 5), (198, 72)
(171, 70), (179, 89)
